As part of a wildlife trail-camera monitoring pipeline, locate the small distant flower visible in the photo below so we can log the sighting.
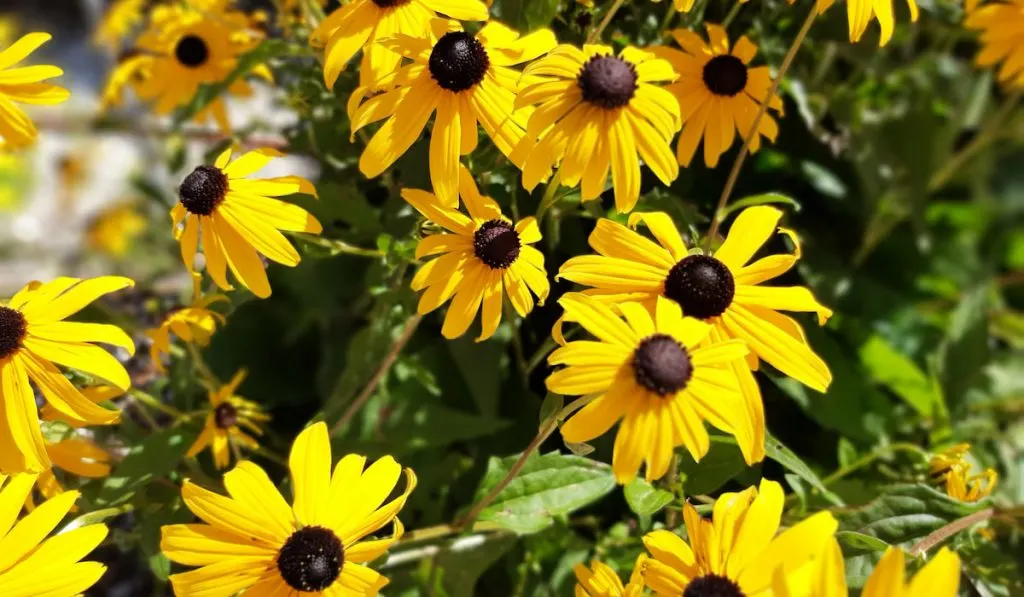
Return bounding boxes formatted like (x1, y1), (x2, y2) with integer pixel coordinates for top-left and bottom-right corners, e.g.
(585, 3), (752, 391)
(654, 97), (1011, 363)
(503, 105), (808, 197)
(187, 369), (270, 469)
(575, 556), (646, 597)
(402, 166), (549, 340)
(0, 33), (70, 148)
(0, 474), (110, 595)
(930, 443), (997, 502)
(27, 437), (111, 511)
(518, 43), (680, 213)
(85, 202), (147, 258)
(146, 274), (227, 372)
(0, 277), (133, 473)
(93, 0), (147, 51)
(162, 422), (417, 595)
(171, 147), (322, 298)
(966, 0), (1024, 88)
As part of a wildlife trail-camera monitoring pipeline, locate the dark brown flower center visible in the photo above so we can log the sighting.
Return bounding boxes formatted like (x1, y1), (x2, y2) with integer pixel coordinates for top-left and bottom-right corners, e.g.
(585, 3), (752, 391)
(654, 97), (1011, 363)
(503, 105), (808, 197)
(702, 55), (748, 97)
(473, 220), (521, 269)
(578, 55), (638, 109)
(277, 526), (344, 592)
(371, 0), (411, 6)
(179, 165), (228, 216)
(664, 255), (735, 320)
(684, 574), (746, 597)
(428, 31), (489, 93)
(0, 306), (27, 361)
(213, 402), (238, 429)
(632, 334), (692, 396)
(174, 34), (209, 68)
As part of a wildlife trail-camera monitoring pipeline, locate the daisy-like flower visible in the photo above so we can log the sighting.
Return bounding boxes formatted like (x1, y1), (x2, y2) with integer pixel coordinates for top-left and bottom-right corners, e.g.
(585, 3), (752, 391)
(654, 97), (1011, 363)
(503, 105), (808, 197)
(187, 369), (270, 469)
(642, 479), (840, 596)
(312, 0), (487, 90)
(85, 202), (147, 258)
(928, 442), (998, 502)
(549, 293), (759, 482)
(27, 437), (111, 511)
(0, 474), (110, 596)
(403, 166), (549, 340)
(651, 25), (782, 168)
(0, 276), (133, 473)
(518, 43), (680, 213)
(93, 0), (147, 51)
(352, 20), (556, 207)
(0, 33), (70, 149)
(575, 556), (646, 597)
(966, 0), (1024, 88)
(146, 274), (227, 372)
(558, 207), (833, 392)
(161, 422), (416, 595)
(171, 147), (322, 298)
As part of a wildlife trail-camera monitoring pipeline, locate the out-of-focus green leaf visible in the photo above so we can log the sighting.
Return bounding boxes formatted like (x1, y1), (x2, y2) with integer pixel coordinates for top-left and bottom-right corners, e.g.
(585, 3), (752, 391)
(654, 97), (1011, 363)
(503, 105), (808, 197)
(448, 334), (504, 417)
(859, 334), (941, 417)
(347, 402), (512, 457)
(765, 433), (843, 506)
(624, 479), (674, 517)
(939, 286), (991, 412)
(94, 426), (196, 506)
(434, 533), (517, 597)
(836, 530), (890, 554)
(678, 438), (748, 496)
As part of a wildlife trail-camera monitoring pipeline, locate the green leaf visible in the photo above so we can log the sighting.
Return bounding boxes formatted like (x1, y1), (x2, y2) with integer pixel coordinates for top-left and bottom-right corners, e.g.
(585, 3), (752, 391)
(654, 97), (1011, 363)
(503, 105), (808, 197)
(938, 286), (991, 412)
(859, 334), (941, 417)
(765, 433), (843, 506)
(448, 334), (505, 417)
(719, 193), (800, 221)
(346, 402), (512, 457)
(94, 426), (196, 506)
(434, 533), (517, 597)
(678, 437), (748, 496)
(838, 484), (982, 546)
(836, 530), (890, 554)
(538, 393), (563, 425)
(624, 479), (674, 517)
(524, 0), (560, 29)
(473, 451), (616, 534)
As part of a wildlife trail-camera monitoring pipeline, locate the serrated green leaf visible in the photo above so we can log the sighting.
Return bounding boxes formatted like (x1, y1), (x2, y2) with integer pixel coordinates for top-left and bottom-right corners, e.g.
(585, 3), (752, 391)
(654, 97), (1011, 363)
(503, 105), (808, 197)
(624, 479), (674, 516)
(839, 484), (982, 546)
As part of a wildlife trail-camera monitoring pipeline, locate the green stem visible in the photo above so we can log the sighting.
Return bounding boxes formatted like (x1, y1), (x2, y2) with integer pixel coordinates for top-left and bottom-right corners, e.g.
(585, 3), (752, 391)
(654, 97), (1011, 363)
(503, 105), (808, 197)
(130, 389), (188, 420)
(588, 0), (629, 43)
(721, 1), (743, 28)
(534, 172), (563, 223)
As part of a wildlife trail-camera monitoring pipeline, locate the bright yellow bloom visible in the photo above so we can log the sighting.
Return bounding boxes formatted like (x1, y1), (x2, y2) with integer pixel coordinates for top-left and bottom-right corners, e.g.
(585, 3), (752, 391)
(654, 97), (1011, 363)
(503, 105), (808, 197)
(519, 43), (680, 213)
(187, 369), (270, 470)
(171, 147), (322, 298)
(0, 474), (110, 596)
(85, 202), (147, 258)
(0, 33), (70, 148)
(966, 0), (1024, 88)
(93, 0), (147, 51)
(574, 556), (646, 597)
(0, 277), (133, 473)
(352, 20), (556, 208)
(928, 442), (998, 502)
(643, 479), (839, 596)
(652, 25), (781, 168)
(403, 167), (549, 340)
(27, 437), (111, 512)
(146, 275), (227, 372)
(844, 0), (919, 46)
(162, 422), (416, 595)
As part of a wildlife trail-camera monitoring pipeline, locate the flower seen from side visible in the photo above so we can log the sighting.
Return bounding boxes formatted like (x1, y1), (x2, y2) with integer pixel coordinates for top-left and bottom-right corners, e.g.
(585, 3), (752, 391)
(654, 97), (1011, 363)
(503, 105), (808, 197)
(0, 33), (70, 148)
(928, 442), (998, 502)
(186, 369), (271, 470)
(146, 274), (227, 372)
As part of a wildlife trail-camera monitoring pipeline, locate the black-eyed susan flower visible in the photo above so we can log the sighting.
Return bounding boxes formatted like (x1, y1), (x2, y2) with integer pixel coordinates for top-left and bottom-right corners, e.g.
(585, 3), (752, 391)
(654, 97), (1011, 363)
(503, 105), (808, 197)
(313, 0), (488, 90)
(548, 293), (758, 482)
(85, 202), (147, 258)
(352, 20), (556, 207)
(0, 33), (70, 148)
(161, 422), (416, 595)
(966, 0), (1024, 88)
(93, 0), (146, 51)
(146, 274), (227, 372)
(27, 437), (111, 511)
(642, 479), (840, 596)
(187, 369), (270, 469)
(929, 443), (997, 502)
(0, 473), (110, 596)
(651, 25), (781, 168)
(0, 276), (133, 473)
(845, 0), (919, 46)
(518, 44), (680, 213)
(171, 147), (322, 299)
(403, 167), (549, 340)
(575, 556), (646, 597)
(559, 208), (833, 392)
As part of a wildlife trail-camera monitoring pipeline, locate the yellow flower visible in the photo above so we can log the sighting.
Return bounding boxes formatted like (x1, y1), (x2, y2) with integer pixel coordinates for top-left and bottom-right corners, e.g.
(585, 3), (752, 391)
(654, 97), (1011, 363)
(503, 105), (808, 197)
(549, 293), (758, 482)
(161, 422), (416, 595)
(187, 369), (270, 470)
(651, 25), (781, 168)
(0, 277), (133, 473)
(642, 479), (839, 596)
(0, 33), (70, 149)
(966, 0), (1024, 88)
(313, 0), (488, 90)
(171, 147), (322, 298)
(844, 0), (919, 46)
(558, 207), (833, 392)
(928, 442), (998, 502)
(352, 19), (556, 208)
(575, 555), (646, 597)
(0, 473), (110, 596)
(27, 437), (111, 512)
(403, 167), (549, 340)
(85, 202), (147, 258)
(93, 0), (147, 51)
(146, 275), (227, 372)
(518, 43), (680, 213)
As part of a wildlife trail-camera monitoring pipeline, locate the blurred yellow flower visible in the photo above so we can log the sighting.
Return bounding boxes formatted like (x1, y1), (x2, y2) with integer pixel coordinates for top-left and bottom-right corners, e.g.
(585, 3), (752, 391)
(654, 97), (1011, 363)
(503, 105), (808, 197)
(929, 442), (998, 502)
(94, 0), (147, 51)
(85, 203), (147, 258)
(0, 33), (70, 148)
(146, 276), (227, 372)
(966, 0), (1024, 88)
(26, 437), (111, 512)
(187, 369), (270, 469)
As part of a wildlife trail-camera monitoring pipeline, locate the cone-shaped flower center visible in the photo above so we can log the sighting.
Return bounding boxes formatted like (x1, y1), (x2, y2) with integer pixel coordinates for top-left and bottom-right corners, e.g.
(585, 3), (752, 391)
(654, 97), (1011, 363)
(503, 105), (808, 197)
(179, 165), (228, 216)
(428, 31), (489, 92)
(702, 55), (748, 97)
(474, 220), (521, 269)
(175, 34), (210, 68)
(371, 0), (411, 6)
(0, 306), (27, 360)
(632, 334), (692, 396)
(277, 526), (344, 592)
(578, 55), (638, 109)
(214, 402), (238, 429)
(664, 255), (735, 320)
(684, 574), (746, 597)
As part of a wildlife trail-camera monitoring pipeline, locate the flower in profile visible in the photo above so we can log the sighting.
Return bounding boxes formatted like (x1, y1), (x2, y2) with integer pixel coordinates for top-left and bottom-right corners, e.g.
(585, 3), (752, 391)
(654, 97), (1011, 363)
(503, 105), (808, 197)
(0, 276), (133, 473)
(518, 43), (679, 213)
(313, 0), (488, 90)
(93, 0), (147, 51)
(0, 474), (110, 595)
(162, 422), (416, 595)
(549, 294), (758, 482)
(651, 25), (781, 168)
(27, 437), (111, 511)
(643, 479), (839, 596)
(403, 167), (549, 340)
(146, 274), (227, 372)
(966, 0), (1024, 88)
(171, 147), (322, 298)
(0, 33), (70, 148)
(575, 556), (646, 597)
(352, 20), (556, 207)
(85, 202), (147, 258)
(187, 369), (270, 470)
(558, 208), (833, 392)
(929, 443), (997, 502)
